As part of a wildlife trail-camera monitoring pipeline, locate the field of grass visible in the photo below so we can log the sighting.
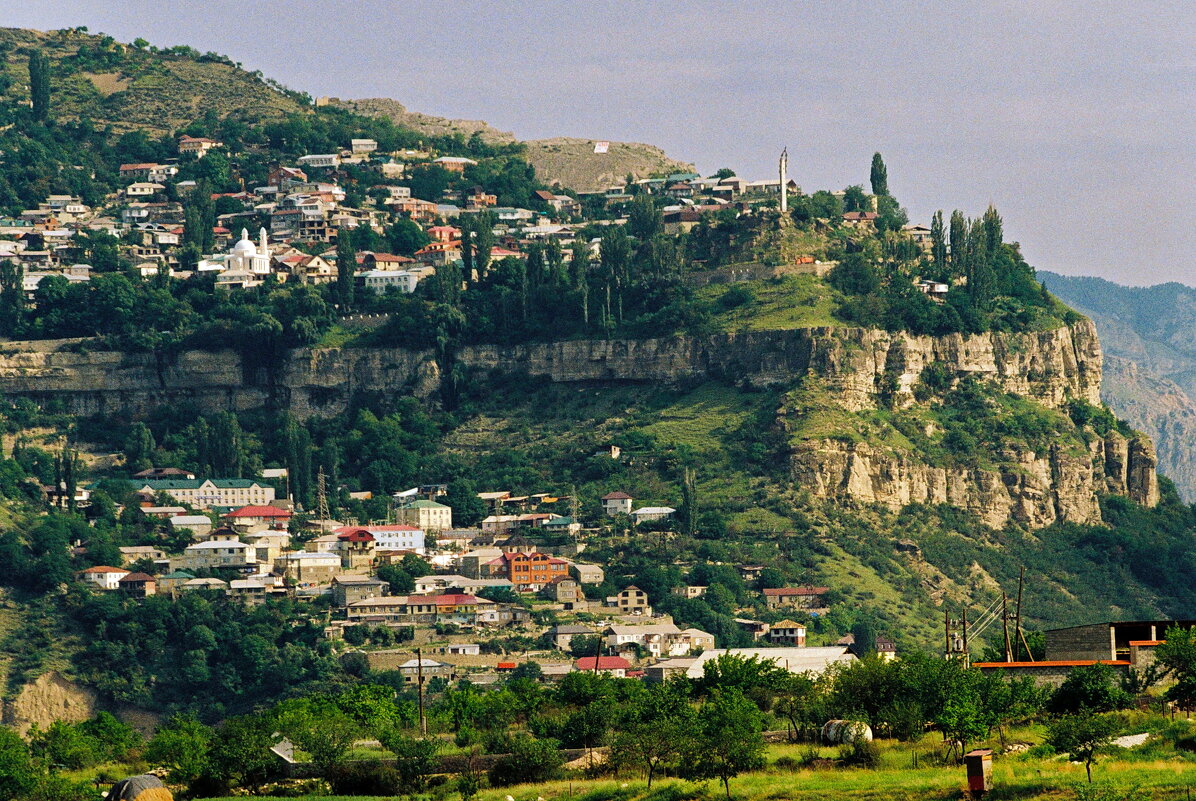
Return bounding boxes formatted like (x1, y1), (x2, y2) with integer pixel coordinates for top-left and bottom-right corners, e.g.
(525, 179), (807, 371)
(636, 383), (766, 454)
(194, 730), (1196, 801)
(703, 275), (843, 332)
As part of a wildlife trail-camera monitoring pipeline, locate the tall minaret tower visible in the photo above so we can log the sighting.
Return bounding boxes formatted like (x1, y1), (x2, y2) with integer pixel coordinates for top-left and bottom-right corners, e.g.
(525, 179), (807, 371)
(778, 147), (789, 214)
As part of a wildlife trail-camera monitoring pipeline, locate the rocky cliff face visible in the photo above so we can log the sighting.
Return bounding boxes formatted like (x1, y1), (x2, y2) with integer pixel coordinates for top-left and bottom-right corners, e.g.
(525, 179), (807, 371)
(0, 318), (1155, 528)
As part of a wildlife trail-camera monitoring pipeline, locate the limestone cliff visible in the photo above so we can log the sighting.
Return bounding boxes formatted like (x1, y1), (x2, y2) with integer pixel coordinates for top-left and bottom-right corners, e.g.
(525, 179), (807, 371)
(0, 318), (1156, 528)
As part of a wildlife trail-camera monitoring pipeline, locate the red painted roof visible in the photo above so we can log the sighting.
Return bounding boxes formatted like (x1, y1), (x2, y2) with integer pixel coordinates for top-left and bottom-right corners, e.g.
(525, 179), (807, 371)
(574, 656), (631, 671)
(337, 528), (375, 543)
(974, 660), (1131, 668)
(79, 565), (126, 574)
(497, 661), (517, 670)
(226, 505), (292, 518)
(1129, 640), (1164, 647)
(119, 572), (156, 583)
(602, 491), (631, 500)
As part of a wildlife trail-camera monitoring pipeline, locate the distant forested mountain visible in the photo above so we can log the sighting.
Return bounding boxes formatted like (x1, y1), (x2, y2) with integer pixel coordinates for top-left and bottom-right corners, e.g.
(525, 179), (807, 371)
(1041, 271), (1196, 500)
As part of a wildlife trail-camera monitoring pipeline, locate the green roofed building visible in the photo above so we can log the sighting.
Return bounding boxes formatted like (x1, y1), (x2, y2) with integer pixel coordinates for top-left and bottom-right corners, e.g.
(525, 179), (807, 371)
(395, 499), (452, 531)
(157, 570), (195, 596)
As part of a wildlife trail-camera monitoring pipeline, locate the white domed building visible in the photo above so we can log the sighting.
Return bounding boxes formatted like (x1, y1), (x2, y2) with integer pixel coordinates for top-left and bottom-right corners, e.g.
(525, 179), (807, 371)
(199, 228), (274, 288)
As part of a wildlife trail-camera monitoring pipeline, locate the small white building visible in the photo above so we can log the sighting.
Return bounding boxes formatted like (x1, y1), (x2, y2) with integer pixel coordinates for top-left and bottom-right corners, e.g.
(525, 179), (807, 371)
(125, 182), (165, 197)
(79, 565), (129, 590)
(181, 536), (256, 570)
(631, 506), (676, 524)
(363, 269), (417, 294)
(601, 491), (633, 516)
(297, 154), (341, 169)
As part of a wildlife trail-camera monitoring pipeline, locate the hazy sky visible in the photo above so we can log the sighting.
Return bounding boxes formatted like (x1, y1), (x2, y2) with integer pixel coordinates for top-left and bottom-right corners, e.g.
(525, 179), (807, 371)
(6, 2), (1195, 285)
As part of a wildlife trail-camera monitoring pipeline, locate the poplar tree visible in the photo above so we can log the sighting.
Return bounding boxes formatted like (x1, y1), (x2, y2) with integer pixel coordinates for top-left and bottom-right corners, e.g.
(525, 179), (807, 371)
(967, 222), (995, 309)
(930, 210), (947, 271)
(869, 152), (889, 196)
(0, 259), (25, 337)
(981, 205), (1004, 257)
(570, 240), (591, 327)
(948, 210), (968, 276)
(473, 213), (495, 279)
(29, 50), (50, 122)
(335, 228), (356, 310)
(459, 217), (475, 285)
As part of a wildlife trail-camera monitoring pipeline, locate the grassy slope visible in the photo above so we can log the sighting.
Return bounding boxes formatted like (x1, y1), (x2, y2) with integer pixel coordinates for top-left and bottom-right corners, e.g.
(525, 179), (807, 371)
(0, 27), (303, 133)
(449, 371), (1190, 650)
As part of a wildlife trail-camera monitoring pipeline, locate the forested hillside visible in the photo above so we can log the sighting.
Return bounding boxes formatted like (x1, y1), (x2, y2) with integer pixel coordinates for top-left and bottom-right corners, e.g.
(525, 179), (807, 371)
(0, 26), (1190, 750)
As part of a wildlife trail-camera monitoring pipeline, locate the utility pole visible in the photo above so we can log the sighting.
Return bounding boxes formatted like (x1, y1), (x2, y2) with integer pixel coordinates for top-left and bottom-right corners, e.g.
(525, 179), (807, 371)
(415, 646), (427, 735)
(962, 608), (969, 668)
(1002, 592), (1012, 663)
(1014, 566), (1026, 662)
(315, 467), (330, 533)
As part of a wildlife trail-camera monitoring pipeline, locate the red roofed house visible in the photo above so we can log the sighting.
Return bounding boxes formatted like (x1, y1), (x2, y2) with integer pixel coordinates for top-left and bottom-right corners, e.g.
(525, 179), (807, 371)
(178, 135), (222, 157)
(225, 505), (293, 528)
(79, 565), (129, 591)
(505, 551), (570, 592)
(601, 491), (633, 517)
(119, 163), (158, 179)
(336, 528), (376, 570)
(414, 240), (462, 267)
(426, 225), (461, 243)
(763, 586), (830, 612)
(842, 211), (879, 229)
(118, 572), (157, 598)
(362, 252), (416, 271)
(573, 655), (631, 677)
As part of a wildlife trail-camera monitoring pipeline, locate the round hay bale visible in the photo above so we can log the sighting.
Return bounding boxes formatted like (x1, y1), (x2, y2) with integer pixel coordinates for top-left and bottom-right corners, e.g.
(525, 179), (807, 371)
(821, 719), (873, 744)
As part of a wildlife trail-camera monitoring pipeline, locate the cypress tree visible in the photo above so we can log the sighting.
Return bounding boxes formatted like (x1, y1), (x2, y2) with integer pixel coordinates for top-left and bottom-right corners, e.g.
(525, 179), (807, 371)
(28, 50), (50, 122)
(335, 228), (356, 310)
(870, 152), (889, 196)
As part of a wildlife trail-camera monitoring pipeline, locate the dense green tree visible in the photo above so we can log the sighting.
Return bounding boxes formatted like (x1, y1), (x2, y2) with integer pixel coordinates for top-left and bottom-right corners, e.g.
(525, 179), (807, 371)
(1050, 662), (1133, 714)
(443, 478), (485, 526)
(682, 688), (765, 799)
(611, 679), (695, 787)
(146, 715), (214, 785)
(1047, 712), (1122, 783)
(627, 194), (662, 240)
(123, 422), (156, 471)
(380, 732), (440, 793)
(842, 185), (869, 213)
(1154, 625), (1196, 710)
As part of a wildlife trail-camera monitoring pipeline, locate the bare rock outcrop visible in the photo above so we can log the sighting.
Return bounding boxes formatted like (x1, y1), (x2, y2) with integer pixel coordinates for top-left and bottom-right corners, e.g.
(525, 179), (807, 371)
(1, 671), (97, 735)
(0, 318), (1153, 528)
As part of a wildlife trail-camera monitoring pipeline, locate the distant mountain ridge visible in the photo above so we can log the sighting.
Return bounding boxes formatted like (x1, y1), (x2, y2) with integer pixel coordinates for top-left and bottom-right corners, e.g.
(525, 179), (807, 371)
(1041, 270), (1196, 500)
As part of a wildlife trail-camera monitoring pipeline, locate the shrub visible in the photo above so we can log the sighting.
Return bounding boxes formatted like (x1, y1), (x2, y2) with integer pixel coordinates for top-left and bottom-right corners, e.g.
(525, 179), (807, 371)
(488, 735), (563, 787)
(838, 738), (881, 768)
